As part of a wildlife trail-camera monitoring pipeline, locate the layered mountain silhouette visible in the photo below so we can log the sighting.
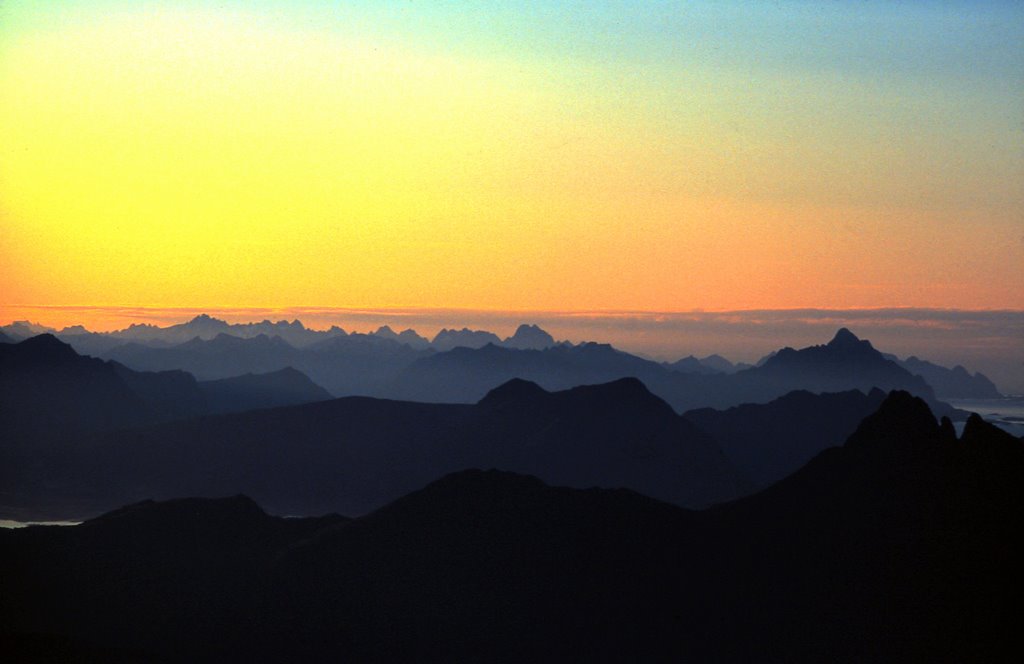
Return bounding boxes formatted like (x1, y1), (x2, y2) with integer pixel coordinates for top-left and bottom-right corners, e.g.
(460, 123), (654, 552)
(389, 341), (671, 403)
(886, 353), (1002, 398)
(685, 388), (888, 488)
(105, 333), (306, 380)
(4, 377), (747, 520)
(0, 334), (205, 441)
(663, 354), (723, 375)
(693, 353), (753, 373)
(503, 323), (556, 349)
(372, 325), (431, 349)
(101, 330), (432, 396)
(391, 328), (958, 415)
(6, 316), (998, 403)
(430, 327), (502, 351)
(2, 392), (1019, 662)
(0, 336), (332, 437)
(0, 336), (332, 516)
(197, 367), (332, 414)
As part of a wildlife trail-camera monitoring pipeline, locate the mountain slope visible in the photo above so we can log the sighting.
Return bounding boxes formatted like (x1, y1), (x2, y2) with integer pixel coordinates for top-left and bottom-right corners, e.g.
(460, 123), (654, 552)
(430, 327), (503, 351)
(0, 335), (205, 440)
(895, 354), (1002, 398)
(198, 367), (332, 414)
(732, 327), (937, 400)
(684, 388), (888, 487)
(2, 392), (1020, 662)
(5, 379), (747, 519)
(393, 328), (954, 414)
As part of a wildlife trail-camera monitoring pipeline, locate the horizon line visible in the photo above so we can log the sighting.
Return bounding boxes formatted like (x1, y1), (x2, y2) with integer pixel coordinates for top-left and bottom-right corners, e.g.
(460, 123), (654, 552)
(6, 304), (1024, 317)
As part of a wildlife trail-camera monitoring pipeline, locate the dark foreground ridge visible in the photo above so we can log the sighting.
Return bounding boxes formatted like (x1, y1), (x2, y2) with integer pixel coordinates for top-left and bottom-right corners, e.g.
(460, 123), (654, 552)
(2, 392), (1021, 662)
(4, 374), (747, 520)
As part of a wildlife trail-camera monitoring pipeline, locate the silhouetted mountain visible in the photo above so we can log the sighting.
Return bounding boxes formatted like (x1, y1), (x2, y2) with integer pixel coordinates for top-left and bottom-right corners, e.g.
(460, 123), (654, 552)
(468, 377), (746, 507)
(0, 336), (208, 517)
(707, 327), (954, 414)
(109, 362), (207, 423)
(390, 341), (674, 403)
(886, 354), (1002, 398)
(40, 320), (974, 414)
(0, 495), (345, 662)
(684, 388), (888, 488)
(0, 335), (204, 443)
(0, 320), (55, 341)
(105, 333), (305, 380)
(198, 367), (332, 414)
(502, 323), (555, 349)
(0, 330), (12, 344)
(2, 393), (1019, 662)
(430, 327), (503, 351)
(699, 353), (752, 373)
(116, 313), (232, 344)
(54, 314), (347, 350)
(392, 329), (957, 416)
(103, 331), (433, 396)
(747, 328), (931, 394)
(664, 354), (722, 375)
(4, 378), (746, 520)
(372, 325), (431, 350)
(55, 329), (129, 357)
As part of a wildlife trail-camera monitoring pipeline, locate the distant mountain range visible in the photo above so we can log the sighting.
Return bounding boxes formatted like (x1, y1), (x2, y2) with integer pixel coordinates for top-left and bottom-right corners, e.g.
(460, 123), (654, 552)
(389, 328), (965, 416)
(2, 316), (1001, 400)
(883, 352), (1001, 398)
(1, 316), (562, 353)
(2, 392), (1019, 662)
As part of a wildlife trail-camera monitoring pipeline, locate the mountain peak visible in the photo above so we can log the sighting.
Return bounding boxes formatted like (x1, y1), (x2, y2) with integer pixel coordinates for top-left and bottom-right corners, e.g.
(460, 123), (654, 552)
(844, 390), (942, 453)
(479, 378), (548, 407)
(12, 333), (79, 361)
(503, 324), (555, 350)
(185, 314), (228, 328)
(960, 412), (1020, 448)
(828, 327), (864, 348)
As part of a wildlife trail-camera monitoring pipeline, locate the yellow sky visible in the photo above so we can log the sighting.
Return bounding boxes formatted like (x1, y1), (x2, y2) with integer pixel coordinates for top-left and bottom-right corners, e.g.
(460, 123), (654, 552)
(2, 2), (1022, 321)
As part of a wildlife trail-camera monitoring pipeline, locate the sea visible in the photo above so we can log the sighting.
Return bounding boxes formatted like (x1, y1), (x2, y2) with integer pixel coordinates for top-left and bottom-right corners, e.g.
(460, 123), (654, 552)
(0, 520), (81, 529)
(948, 397), (1024, 438)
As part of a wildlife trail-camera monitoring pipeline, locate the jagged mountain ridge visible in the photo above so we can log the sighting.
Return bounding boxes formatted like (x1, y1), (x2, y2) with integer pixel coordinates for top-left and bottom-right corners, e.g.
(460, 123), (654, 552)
(4, 316), (999, 400)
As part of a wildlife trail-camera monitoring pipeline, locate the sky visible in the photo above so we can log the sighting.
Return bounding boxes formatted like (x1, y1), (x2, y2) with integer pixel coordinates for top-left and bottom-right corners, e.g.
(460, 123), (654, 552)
(1, 1), (1023, 314)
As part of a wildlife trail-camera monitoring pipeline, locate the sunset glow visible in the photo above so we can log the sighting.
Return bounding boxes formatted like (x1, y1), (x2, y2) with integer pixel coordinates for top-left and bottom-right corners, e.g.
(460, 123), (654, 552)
(2, 1), (1022, 320)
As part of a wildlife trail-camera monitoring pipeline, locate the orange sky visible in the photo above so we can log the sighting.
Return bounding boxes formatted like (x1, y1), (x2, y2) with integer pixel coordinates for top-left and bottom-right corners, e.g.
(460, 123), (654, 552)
(2, 1), (1022, 323)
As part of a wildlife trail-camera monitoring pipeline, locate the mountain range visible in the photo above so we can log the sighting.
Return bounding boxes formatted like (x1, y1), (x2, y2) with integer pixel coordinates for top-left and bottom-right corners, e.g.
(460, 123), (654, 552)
(3, 370), (750, 520)
(0, 329), (992, 520)
(2, 317), (1001, 401)
(389, 328), (965, 416)
(2, 392), (1019, 662)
